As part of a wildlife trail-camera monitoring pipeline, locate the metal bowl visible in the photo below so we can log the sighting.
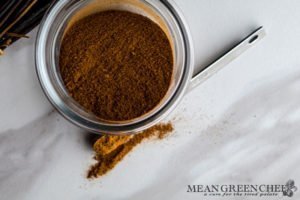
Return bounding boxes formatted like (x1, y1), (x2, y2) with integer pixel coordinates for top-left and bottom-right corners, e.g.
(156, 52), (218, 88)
(35, 0), (194, 134)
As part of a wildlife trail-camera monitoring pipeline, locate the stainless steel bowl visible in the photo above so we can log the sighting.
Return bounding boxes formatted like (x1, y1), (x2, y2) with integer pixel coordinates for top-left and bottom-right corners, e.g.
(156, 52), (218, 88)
(36, 0), (265, 134)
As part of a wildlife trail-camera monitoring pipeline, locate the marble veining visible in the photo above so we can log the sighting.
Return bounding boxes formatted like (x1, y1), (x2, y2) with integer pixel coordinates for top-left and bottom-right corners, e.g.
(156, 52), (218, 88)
(1, 0), (300, 199)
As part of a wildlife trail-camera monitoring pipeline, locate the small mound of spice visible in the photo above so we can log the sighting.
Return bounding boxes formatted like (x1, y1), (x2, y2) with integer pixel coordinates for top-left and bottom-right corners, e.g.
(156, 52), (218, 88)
(60, 10), (173, 121)
(87, 123), (173, 179)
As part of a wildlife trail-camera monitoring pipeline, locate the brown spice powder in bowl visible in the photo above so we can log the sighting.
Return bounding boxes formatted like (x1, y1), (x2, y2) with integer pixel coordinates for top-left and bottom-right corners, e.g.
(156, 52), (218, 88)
(59, 10), (173, 121)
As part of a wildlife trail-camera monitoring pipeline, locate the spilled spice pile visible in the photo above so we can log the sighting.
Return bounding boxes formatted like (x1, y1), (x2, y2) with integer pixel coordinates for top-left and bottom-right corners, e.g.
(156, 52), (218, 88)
(60, 10), (173, 121)
(87, 123), (173, 178)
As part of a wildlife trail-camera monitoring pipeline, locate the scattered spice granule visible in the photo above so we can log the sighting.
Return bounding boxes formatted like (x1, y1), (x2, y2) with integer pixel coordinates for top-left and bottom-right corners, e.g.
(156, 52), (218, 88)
(87, 123), (173, 179)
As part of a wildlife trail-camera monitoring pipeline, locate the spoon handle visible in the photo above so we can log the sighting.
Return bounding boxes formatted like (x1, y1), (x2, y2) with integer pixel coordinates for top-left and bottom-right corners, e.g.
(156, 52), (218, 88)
(188, 26), (266, 92)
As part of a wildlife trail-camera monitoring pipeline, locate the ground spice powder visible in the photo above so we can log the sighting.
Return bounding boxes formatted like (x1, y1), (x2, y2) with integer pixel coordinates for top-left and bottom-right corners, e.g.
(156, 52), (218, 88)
(87, 123), (173, 179)
(59, 10), (173, 121)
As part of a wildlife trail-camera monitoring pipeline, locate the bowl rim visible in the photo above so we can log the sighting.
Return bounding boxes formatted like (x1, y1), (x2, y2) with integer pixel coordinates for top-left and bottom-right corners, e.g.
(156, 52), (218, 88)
(35, 0), (195, 134)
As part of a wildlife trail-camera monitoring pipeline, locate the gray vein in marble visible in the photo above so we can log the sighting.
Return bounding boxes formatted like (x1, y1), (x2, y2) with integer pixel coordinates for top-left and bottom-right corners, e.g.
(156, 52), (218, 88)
(0, 110), (64, 199)
(122, 73), (300, 200)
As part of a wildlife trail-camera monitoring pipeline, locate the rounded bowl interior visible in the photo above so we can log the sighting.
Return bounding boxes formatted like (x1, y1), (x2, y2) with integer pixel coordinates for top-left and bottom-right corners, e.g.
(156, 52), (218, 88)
(36, 0), (194, 134)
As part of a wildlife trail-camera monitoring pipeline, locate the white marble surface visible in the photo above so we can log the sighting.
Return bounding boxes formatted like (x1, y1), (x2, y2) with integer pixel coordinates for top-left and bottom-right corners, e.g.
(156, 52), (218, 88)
(1, 0), (300, 199)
